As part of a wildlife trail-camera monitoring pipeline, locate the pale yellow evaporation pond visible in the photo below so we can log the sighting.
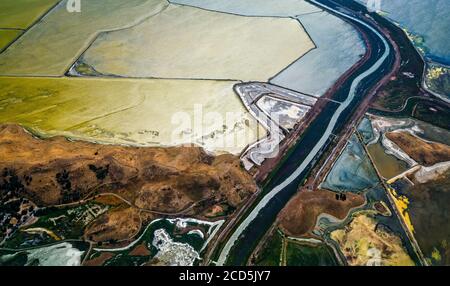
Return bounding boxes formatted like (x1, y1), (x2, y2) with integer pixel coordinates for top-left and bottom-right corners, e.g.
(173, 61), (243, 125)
(0, 0), (169, 76)
(82, 4), (314, 81)
(0, 0), (313, 154)
(0, 77), (265, 155)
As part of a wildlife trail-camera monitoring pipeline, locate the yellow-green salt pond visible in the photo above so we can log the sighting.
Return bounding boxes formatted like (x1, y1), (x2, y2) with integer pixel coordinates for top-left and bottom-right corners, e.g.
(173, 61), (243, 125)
(0, 0), (169, 76)
(367, 142), (409, 179)
(0, 0), (59, 29)
(0, 30), (22, 51)
(0, 77), (265, 155)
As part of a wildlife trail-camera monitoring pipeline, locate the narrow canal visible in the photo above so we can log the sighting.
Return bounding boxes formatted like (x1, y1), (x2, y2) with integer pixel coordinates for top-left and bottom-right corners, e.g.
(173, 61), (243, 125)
(215, 0), (396, 265)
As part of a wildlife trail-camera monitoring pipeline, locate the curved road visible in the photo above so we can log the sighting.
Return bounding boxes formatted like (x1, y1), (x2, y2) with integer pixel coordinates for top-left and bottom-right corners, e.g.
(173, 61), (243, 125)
(215, 0), (395, 265)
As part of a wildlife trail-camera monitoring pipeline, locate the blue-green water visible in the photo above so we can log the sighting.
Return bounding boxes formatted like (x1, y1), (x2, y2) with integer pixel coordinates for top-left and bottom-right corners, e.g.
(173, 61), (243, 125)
(170, 0), (320, 17)
(358, 0), (450, 65)
(357, 116), (375, 144)
(321, 134), (380, 193)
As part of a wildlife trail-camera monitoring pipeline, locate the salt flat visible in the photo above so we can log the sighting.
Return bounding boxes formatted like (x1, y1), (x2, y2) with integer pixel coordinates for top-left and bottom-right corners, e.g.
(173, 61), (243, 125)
(0, 77), (264, 155)
(0, 0), (169, 76)
(0, 0), (59, 29)
(0, 30), (22, 51)
(81, 4), (314, 81)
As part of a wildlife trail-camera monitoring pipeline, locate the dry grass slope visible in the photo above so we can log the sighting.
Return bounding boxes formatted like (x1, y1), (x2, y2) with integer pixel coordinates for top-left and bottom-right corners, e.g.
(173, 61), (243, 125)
(278, 189), (365, 237)
(0, 124), (256, 212)
(386, 131), (450, 166)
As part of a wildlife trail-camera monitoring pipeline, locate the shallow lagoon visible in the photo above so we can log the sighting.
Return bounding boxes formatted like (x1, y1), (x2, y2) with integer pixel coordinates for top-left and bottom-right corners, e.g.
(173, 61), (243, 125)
(358, 0), (449, 65)
(367, 141), (409, 179)
(321, 135), (380, 193)
(169, 1), (366, 97)
(271, 11), (366, 96)
(170, 0), (321, 17)
(357, 117), (375, 144)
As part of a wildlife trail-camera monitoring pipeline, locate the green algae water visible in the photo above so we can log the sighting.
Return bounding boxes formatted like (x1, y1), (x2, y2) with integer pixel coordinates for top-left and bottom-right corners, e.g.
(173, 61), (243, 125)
(367, 142), (409, 179)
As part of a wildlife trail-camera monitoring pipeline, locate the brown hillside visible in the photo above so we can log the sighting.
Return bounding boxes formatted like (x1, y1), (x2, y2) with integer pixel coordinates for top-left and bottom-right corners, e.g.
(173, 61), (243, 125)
(0, 124), (256, 212)
(278, 189), (365, 237)
(386, 131), (450, 166)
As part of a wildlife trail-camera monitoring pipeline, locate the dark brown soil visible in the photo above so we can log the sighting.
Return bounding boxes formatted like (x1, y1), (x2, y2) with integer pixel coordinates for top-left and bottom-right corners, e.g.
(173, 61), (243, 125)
(278, 189), (365, 237)
(386, 131), (450, 166)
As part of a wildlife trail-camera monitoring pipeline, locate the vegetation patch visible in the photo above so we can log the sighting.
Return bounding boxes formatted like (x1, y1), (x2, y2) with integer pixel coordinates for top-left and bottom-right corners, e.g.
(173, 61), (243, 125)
(331, 214), (415, 266)
(278, 189), (365, 237)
